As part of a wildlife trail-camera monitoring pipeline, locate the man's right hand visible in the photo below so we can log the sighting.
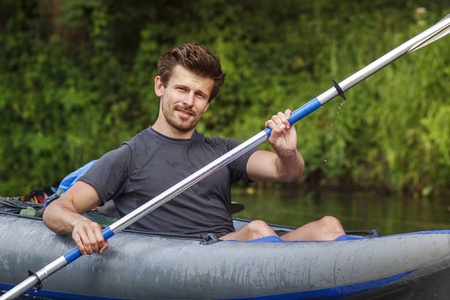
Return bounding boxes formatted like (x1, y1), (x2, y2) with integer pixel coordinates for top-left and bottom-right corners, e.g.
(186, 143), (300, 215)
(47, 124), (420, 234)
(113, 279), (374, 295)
(43, 181), (107, 255)
(72, 220), (109, 255)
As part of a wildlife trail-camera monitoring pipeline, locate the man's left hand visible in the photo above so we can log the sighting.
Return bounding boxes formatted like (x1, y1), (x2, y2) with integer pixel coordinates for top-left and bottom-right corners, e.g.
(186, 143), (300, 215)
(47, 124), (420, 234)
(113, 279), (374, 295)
(265, 109), (298, 157)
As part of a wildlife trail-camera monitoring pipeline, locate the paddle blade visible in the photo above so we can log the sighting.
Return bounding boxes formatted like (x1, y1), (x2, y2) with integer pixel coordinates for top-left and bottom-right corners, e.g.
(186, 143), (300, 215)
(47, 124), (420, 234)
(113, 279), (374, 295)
(408, 13), (450, 53)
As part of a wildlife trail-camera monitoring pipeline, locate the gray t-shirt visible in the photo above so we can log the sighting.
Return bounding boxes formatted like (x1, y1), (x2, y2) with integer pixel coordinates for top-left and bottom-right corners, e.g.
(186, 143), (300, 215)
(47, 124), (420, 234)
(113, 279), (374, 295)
(80, 127), (258, 236)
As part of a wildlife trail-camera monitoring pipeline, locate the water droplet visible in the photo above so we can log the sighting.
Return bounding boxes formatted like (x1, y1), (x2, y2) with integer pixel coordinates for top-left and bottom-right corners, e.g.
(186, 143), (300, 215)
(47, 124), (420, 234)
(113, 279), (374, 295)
(324, 159), (327, 163)
(329, 136), (332, 139)
(337, 112), (339, 114)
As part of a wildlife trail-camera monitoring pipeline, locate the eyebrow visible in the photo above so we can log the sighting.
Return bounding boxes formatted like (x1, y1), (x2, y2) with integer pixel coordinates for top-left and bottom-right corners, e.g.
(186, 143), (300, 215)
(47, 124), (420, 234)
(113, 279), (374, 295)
(174, 83), (209, 98)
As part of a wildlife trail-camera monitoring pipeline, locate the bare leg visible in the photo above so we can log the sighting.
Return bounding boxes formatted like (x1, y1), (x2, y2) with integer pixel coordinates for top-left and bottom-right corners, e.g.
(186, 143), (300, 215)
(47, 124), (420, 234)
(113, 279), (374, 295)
(220, 216), (345, 241)
(220, 220), (278, 241)
(281, 216), (345, 241)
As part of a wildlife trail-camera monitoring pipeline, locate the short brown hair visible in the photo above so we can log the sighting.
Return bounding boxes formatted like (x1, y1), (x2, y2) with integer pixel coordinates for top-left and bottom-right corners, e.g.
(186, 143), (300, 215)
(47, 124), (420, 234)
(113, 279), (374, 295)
(158, 43), (226, 102)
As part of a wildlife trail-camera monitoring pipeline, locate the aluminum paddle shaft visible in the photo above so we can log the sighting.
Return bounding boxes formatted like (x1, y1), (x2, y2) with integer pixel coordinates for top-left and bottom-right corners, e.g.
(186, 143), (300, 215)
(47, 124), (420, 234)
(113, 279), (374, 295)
(314, 13), (450, 107)
(2, 13), (449, 300)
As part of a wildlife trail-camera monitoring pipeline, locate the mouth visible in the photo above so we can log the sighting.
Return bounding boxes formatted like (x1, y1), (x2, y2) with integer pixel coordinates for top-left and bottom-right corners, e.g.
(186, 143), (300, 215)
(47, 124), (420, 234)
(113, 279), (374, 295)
(175, 107), (194, 118)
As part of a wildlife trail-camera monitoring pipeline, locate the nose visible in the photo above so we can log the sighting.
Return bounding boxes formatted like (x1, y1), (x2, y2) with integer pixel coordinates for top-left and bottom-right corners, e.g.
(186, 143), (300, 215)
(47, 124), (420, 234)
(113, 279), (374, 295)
(182, 92), (195, 106)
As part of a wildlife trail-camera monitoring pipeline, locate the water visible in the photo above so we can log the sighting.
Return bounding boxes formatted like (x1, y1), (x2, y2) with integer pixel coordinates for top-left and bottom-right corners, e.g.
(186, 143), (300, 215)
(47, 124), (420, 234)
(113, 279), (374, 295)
(232, 185), (450, 235)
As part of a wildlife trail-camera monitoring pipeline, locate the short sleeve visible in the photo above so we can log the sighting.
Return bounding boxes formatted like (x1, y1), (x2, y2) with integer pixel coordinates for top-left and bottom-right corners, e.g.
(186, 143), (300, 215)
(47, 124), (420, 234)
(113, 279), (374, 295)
(79, 144), (132, 202)
(223, 138), (259, 183)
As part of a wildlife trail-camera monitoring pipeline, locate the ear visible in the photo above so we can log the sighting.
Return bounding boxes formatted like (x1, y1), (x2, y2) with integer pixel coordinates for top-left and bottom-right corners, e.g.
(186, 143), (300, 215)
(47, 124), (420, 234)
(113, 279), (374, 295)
(155, 76), (164, 97)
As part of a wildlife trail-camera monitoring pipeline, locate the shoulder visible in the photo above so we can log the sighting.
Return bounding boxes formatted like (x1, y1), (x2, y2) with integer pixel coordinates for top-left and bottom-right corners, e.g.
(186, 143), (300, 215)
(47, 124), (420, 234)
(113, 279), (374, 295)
(126, 127), (153, 146)
(123, 127), (163, 157)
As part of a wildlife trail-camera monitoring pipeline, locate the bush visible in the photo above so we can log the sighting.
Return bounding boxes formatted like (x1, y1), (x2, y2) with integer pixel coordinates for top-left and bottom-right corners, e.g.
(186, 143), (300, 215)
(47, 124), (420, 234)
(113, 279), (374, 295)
(0, 0), (448, 196)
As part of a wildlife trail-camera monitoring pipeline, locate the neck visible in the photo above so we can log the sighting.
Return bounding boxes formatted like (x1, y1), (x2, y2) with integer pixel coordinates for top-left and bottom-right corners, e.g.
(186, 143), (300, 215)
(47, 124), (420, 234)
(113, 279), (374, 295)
(152, 118), (195, 139)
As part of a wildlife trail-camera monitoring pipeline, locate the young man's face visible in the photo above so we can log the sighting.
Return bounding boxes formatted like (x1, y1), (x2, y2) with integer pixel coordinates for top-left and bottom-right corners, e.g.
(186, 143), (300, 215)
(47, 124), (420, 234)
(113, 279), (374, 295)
(155, 65), (214, 134)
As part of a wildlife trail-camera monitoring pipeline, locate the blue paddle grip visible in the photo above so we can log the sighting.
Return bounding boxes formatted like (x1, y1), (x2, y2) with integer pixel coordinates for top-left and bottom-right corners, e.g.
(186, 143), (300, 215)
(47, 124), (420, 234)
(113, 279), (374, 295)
(64, 227), (115, 264)
(264, 98), (322, 137)
(102, 226), (115, 240)
(64, 247), (82, 264)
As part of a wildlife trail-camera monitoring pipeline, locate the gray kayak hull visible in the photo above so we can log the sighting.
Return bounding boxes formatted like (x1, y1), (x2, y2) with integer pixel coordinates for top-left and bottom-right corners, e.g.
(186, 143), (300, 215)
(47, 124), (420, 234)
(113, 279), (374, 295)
(0, 212), (449, 299)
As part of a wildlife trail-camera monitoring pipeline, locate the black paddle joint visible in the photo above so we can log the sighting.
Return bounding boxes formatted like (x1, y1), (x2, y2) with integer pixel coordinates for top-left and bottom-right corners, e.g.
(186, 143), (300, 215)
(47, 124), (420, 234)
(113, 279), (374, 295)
(333, 80), (346, 100)
(28, 270), (43, 291)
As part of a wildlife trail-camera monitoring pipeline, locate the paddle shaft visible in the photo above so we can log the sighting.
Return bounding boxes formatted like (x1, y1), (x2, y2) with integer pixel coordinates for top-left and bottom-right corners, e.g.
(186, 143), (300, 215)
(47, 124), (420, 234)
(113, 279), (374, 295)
(2, 13), (449, 300)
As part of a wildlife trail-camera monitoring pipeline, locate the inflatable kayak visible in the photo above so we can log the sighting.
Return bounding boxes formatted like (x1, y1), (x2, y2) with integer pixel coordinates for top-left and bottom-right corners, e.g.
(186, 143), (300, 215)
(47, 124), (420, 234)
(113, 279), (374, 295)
(0, 211), (449, 299)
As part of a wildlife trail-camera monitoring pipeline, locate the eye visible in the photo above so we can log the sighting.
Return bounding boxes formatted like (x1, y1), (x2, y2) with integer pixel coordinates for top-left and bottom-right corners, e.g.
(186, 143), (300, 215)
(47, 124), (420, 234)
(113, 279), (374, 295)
(196, 92), (206, 99)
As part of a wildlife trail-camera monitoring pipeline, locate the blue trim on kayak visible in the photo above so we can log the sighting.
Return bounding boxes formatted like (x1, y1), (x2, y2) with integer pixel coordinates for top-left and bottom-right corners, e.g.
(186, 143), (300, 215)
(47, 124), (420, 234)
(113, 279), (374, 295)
(0, 284), (121, 300)
(0, 270), (414, 300)
(227, 230), (450, 244)
(384, 229), (450, 236)
(227, 270), (415, 300)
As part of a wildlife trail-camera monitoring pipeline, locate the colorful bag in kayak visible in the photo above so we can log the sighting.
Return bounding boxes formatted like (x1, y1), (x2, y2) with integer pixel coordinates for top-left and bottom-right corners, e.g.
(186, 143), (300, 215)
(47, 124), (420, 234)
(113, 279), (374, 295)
(43, 160), (98, 206)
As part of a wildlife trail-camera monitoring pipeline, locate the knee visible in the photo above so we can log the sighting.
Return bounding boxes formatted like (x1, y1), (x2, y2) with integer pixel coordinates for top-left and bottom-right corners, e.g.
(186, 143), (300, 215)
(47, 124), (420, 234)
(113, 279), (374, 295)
(247, 220), (275, 237)
(320, 215), (341, 226)
(319, 216), (345, 235)
(248, 220), (269, 231)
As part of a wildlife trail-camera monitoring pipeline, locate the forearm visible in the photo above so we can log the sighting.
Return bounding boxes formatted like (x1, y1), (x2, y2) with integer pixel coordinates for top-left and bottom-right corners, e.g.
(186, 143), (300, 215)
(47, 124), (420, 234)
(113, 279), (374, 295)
(275, 149), (305, 182)
(42, 181), (108, 255)
(247, 149), (304, 182)
(43, 198), (93, 235)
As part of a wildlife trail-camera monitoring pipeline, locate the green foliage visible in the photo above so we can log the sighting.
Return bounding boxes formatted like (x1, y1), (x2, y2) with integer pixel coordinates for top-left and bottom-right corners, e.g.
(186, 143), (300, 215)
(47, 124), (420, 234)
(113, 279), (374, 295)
(0, 0), (449, 196)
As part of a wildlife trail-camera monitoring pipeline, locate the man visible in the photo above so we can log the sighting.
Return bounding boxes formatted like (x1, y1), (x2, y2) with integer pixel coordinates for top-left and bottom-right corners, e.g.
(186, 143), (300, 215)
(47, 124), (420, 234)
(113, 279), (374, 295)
(43, 43), (345, 255)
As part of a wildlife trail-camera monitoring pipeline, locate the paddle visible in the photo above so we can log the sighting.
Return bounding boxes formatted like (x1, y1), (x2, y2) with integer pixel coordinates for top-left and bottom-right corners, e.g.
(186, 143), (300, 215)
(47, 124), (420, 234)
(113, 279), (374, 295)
(2, 13), (449, 300)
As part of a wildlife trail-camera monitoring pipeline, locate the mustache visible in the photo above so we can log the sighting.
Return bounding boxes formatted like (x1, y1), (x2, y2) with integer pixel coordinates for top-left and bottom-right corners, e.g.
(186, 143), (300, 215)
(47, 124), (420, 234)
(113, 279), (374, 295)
(175, 104), (194, 115)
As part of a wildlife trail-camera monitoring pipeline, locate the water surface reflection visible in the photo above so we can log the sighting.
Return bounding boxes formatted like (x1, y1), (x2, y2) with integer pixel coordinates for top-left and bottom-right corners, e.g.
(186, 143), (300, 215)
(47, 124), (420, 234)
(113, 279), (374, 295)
(232, 185), (449, 235)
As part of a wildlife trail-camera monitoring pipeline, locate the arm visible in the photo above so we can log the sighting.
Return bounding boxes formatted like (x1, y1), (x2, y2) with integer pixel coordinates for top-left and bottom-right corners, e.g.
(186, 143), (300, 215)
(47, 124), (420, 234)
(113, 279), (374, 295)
(247, 109), (305, 182)
(43, 181), (108, 255)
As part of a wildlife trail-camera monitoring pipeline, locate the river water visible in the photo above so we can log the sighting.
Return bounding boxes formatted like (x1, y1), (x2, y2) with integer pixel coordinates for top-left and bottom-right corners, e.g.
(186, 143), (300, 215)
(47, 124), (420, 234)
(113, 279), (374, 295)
(231, 184), (450, 235)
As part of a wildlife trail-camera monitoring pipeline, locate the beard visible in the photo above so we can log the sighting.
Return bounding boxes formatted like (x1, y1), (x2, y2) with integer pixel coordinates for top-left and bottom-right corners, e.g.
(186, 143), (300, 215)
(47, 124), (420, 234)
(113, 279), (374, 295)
(162, 102), (200, 133)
